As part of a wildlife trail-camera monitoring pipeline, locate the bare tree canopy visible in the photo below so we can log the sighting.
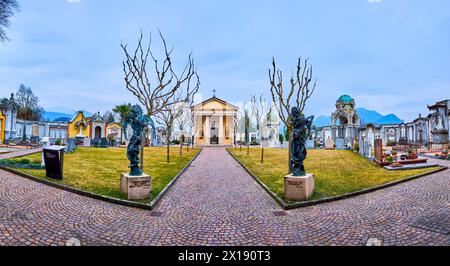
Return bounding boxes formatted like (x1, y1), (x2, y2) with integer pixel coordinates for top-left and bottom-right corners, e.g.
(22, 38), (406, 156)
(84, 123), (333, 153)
(121, 30), (198, 117)
(0, 0), (20, 42)
(15, 84), (43, 121)
(269, 57), (316, 131)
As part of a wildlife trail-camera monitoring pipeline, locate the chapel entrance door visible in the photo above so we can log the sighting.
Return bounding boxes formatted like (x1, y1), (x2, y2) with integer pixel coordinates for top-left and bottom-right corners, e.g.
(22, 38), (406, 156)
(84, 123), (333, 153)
(210, 116), (219, 144)
(95, 126), (102, 139)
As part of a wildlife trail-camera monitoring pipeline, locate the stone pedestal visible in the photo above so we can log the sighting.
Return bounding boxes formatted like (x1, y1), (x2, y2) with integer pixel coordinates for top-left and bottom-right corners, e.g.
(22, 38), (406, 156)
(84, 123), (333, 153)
(284, 173), (315, 201)
(120, 173), (152, 200)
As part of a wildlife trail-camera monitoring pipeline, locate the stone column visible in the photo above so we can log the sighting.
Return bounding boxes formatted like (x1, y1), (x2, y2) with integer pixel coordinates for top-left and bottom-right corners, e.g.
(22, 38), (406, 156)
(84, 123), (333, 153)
(219, 115), (223, 145)
(205, 115), (210, 145)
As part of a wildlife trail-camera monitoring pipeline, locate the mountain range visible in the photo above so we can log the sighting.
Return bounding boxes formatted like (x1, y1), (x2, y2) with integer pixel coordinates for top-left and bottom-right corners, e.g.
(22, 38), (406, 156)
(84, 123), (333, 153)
(313, 108), (402, 127)
(42, 107), (93, 122)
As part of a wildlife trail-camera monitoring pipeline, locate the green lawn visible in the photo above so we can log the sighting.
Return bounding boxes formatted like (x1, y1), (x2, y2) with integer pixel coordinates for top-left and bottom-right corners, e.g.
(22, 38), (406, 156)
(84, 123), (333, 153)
(228, 148), (441, 201)
(8, 147), (200, 204)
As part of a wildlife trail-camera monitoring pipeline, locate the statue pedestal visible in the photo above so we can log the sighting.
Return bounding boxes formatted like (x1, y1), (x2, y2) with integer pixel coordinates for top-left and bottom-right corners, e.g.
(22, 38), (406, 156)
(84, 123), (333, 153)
(120, 173), (152, 200)
(284, 173), (315, 201)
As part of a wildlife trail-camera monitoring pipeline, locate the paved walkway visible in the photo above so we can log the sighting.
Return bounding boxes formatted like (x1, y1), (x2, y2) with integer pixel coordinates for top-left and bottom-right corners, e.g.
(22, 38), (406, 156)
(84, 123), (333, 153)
(0, 148), (448, 246)
(0, 148), (42, 159)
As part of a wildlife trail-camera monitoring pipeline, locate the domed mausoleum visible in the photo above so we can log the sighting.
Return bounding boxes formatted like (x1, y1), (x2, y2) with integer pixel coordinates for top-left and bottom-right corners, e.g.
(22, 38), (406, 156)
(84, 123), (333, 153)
(331, 95), (360, 147)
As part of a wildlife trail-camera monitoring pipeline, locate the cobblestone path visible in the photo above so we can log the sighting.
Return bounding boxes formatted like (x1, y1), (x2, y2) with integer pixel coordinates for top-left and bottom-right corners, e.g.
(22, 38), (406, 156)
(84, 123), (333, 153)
(0, 148), (448, 246)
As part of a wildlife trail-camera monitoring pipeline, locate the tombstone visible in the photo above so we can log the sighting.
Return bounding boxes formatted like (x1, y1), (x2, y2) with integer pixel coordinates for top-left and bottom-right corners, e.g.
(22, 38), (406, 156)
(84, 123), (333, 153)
(359, 139), (365, 157)
(99, 138), (108, 148)
(364, 141), (372, 158)
(32, 123), (40, 137)
(41, 137), (51, 167)
(335, 138), (345, 150)
(65, 138), (76, 153)
(325, 138), (334, 150)
(306, 139), (315, 149)
(83, 137), (91, 147)
(43, 145), (65, 180)
(374, 139), (383, 162)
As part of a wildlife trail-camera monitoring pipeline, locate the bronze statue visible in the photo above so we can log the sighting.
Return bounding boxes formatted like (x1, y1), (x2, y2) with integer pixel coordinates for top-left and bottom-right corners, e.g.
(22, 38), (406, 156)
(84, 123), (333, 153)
(290, 107), (314, 176)
(122, 105), (155, 176)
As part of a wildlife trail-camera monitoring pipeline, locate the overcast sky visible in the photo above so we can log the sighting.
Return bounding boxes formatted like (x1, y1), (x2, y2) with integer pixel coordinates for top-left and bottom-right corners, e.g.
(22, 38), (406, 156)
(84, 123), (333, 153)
(0, 0), (449, 121)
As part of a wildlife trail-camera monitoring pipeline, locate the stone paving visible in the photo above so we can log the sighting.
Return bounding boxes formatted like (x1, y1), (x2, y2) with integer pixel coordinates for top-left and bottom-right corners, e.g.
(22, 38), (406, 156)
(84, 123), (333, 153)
(0, 148), (449, 246)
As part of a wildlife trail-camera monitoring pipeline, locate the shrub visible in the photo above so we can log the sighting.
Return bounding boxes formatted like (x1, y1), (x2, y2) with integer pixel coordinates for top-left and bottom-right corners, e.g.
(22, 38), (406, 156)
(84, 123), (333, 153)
(55, 138), (62, 146)
(386, 141), (396, 147)
(19, 158), (30, 164)
(386, 156), (394, 163)
(353, 142), (360, 153)
(279, 134), (284, 144)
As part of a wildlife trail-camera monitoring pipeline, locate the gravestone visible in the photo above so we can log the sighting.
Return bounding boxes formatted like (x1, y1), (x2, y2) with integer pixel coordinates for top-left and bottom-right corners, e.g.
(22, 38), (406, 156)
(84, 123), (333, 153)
(83, 137), (91, 147)
(41, 137), (51, 167)
(325, 138), (334, 150)
(32, 123), (40, 137)
(359, 139), (365, 157)
(374, 139), (383, 162)
(99, 138), (108, 148)
(306, 139), (315, 149)
(364, 141), (372, 158)
(43, 146), (65, 180)
(335, 138), (345, 150)
(65, 138), (76, 153)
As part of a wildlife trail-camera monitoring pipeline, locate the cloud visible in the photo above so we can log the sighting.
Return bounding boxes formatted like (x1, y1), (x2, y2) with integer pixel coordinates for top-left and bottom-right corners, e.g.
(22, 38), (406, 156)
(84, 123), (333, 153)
(368, 0), (383, 3)
(67, 0), (82, 3)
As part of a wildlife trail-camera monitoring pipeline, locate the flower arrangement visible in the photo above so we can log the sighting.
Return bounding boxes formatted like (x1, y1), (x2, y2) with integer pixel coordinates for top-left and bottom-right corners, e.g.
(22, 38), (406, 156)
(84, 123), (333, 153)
(386, 155), (394, 163)
(390, 162), (402, 168)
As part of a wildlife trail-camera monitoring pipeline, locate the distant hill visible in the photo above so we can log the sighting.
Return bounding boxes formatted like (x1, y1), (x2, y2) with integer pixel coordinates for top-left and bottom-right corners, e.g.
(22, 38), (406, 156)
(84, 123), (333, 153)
(313, 116), (332, 127)
(41, 111), (73, 122)
(375, 114), (402, 124)
(313, 107), (402, 127)
(42, 109), (93, 122)
(356, 108), (383, 124)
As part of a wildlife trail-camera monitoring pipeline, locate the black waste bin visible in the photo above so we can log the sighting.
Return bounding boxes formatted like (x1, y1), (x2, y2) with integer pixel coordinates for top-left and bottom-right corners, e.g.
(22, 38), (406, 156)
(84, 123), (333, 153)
(43, 145), (65, 180)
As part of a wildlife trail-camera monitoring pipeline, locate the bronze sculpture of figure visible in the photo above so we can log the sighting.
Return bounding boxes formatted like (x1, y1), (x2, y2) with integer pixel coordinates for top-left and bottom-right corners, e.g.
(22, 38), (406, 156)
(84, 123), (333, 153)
(122, 105), (155, 176)
(290, 107), (314, 176)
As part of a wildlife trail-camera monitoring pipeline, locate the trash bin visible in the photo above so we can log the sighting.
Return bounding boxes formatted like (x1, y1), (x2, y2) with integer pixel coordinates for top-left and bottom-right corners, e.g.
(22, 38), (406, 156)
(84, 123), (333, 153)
(43, 145), (66, 180)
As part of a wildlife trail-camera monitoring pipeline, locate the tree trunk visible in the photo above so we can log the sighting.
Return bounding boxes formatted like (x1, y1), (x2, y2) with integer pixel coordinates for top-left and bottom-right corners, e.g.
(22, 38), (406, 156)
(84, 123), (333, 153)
(261, 146), (264, 164)
(140, 131), (144, 171)
(288, 129), (292, 175)
(120, 118), (124, 145)
(180, 142), (183, 156)
(247, 141), (250, 156)
(166, 136), (170, 163)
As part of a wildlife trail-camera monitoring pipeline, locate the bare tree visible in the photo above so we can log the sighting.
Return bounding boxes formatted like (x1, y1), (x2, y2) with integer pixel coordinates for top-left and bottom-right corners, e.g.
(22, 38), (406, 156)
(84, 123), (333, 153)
(0, 0), (19, 42)
(121, 30), (198, 168)
(251, 94), (272, 163)
(156, 77), (199, 163)
(175, 102), (194, 152)
(174, 100), (195, 155)
(269, 57), (317, 171)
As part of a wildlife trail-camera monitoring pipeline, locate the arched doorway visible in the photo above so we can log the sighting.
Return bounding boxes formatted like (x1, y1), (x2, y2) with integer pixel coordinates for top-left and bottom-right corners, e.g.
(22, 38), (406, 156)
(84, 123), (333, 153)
(95, 126), (102, 139)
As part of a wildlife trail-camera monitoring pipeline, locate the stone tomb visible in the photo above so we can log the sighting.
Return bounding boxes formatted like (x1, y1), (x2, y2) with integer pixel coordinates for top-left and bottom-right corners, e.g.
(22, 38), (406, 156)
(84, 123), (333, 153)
(284, 173), (315, 201)
(325, 138), (334, 150)
(120, 173), (152, 200)
(335, 138), (345, 150)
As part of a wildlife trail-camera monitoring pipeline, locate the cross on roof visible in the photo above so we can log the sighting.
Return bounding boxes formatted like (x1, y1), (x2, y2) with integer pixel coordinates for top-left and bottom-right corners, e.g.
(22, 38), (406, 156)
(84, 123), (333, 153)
(213, 89), (217, 97)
